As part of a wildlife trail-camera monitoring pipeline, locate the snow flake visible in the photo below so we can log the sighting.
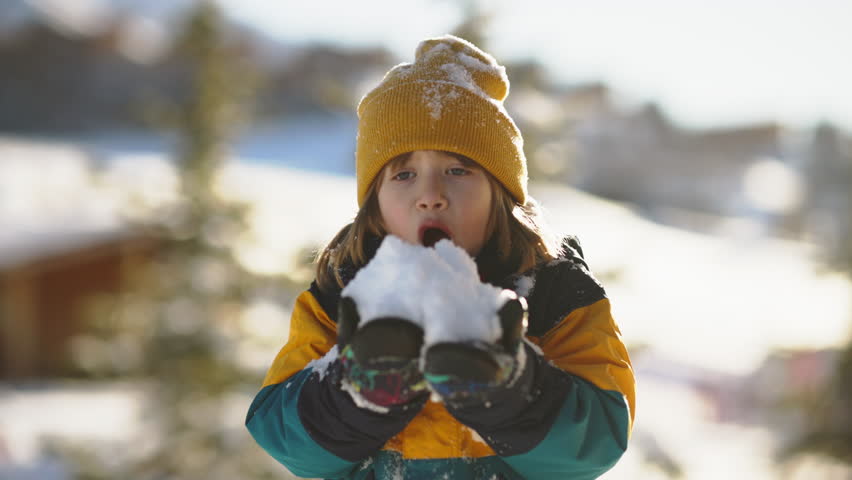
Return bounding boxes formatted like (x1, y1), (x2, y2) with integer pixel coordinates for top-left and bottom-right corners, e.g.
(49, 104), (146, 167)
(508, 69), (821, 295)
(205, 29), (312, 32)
(423, 84), (444, 120)
(465, 426), (488, 445)
(305, 345), (339, 380)
(512, 133), (524, 149)
(523, 338), (544, 356)
(421, 83), (461, 120)
(515, 275), (535, 297)
(422, 42), (452, 59)
(358, 457), (374, 471)
(440, 63), (477, 94)
(457, 52), (493, 73)
(386, 451), (405, 480)
(392, 63), (413, 78)
(505, 345), (528, 387)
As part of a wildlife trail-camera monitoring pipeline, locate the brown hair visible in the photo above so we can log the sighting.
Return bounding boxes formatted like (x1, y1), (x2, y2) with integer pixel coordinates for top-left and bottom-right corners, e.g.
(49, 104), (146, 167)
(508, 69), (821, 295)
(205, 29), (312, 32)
(315, 152), (559, 292)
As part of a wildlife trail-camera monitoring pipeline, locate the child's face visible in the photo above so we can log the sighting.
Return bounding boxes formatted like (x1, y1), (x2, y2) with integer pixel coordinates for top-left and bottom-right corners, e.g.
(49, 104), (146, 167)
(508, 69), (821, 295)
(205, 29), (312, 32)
(377, 150), (493, 257)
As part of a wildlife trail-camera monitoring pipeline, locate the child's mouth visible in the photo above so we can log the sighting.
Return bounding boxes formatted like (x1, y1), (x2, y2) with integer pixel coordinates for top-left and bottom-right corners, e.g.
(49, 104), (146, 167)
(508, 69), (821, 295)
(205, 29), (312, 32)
(420, 226), (452, 247)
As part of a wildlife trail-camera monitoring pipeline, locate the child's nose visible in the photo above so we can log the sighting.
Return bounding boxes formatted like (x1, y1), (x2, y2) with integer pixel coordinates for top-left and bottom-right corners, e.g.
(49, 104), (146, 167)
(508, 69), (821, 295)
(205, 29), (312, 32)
(417, 176), (447, 211)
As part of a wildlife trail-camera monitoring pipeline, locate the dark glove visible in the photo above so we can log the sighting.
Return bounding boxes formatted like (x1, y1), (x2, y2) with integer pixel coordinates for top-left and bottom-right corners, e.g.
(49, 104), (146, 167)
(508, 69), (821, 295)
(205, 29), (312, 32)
(337, 296), (429, 409)
(423, 296), (530, 409)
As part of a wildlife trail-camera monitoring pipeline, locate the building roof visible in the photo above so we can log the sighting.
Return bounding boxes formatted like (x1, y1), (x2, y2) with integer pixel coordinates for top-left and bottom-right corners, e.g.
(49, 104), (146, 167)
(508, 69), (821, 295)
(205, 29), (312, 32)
(0, 137), (127, 270)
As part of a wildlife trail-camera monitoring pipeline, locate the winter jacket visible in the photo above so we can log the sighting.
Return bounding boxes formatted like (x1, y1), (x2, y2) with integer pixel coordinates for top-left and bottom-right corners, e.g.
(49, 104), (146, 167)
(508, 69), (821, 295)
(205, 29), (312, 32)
(246, 236), (635, 480)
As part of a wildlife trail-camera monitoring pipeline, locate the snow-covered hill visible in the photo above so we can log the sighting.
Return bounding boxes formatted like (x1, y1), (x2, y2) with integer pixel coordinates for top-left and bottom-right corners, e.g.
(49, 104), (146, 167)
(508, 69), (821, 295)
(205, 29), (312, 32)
(3, 135), (850, 376)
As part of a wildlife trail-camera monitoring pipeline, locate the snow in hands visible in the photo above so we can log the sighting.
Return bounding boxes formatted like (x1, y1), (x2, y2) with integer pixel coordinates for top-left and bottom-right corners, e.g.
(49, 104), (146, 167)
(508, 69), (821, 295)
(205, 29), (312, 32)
(341, 235), (519, 347)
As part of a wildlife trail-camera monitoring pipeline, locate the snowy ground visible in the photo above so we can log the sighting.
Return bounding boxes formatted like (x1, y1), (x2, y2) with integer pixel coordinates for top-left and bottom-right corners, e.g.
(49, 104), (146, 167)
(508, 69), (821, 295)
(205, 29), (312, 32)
(0, 382), (143, 478)
(2, 134), (851, 478)
(0, 362), (792, 479)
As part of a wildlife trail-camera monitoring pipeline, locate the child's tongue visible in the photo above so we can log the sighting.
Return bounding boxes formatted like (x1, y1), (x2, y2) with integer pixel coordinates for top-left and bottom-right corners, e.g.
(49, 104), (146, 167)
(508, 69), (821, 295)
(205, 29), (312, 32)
(421, 227), (450, 247)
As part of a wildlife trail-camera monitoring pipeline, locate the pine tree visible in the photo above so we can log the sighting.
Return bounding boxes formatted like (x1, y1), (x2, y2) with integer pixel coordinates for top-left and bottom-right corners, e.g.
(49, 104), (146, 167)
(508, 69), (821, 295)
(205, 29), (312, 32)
(779, 127), (852, 475)
(449, 0), (492, 49)
(56, 2), (293, 479)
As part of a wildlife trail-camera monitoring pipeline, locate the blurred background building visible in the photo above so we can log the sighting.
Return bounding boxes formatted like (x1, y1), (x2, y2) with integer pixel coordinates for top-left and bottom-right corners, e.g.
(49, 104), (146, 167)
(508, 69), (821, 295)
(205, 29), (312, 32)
(1, 0), (851, 479)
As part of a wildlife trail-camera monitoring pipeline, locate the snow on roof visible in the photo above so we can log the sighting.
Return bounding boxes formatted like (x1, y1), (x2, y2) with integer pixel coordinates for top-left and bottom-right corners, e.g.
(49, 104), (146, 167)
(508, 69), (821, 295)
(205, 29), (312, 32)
(0, 135), (357, 274)
(0, 137), (126, 270)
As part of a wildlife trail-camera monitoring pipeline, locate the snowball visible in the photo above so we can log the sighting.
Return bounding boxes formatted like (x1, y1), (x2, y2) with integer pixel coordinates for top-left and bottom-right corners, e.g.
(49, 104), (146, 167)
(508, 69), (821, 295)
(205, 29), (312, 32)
(342, 236), (431, 327)
(341, 235), (512, 346)
(425, 239), (510, 345)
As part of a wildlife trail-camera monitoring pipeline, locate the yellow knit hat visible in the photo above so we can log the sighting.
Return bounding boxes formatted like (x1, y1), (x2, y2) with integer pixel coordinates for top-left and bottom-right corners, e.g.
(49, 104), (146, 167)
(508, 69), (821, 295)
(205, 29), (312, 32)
(355, 34), (527, 207)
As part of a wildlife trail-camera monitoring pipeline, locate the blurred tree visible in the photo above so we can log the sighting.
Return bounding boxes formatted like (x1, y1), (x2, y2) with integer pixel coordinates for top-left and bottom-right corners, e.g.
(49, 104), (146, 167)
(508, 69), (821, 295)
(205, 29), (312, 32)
(448, 0), (492, 48)
(56, 2), (295, 479)
(801, 123), (852, 268)
(779, 341), (852, 473)
(779, 125), (852, 475)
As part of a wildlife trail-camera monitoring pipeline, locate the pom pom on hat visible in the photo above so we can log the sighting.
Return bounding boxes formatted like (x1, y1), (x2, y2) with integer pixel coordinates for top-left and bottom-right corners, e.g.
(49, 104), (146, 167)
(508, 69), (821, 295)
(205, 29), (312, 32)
(355, 35), (527, 206)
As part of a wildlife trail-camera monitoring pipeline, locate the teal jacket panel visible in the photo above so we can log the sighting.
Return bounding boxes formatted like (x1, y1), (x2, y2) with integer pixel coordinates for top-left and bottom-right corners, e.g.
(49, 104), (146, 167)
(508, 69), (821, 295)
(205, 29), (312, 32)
(246, 369), (359, 479)
(502, 377), (631, 480)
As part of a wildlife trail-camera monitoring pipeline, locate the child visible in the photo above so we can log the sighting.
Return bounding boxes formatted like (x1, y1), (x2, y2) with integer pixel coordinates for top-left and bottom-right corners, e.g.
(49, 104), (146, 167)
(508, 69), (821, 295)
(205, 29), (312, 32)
(246, 35), (635, 480)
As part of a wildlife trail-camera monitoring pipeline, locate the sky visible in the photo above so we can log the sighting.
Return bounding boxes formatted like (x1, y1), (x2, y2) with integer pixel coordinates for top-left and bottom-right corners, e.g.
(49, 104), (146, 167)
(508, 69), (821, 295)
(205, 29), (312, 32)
(220, 0), (852, 131)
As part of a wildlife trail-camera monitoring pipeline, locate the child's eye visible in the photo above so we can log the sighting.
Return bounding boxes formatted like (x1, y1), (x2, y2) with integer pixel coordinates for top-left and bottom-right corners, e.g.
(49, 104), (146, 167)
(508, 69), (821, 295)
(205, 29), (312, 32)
(392, 171), (415, 181)
(447, 167), (470, 176)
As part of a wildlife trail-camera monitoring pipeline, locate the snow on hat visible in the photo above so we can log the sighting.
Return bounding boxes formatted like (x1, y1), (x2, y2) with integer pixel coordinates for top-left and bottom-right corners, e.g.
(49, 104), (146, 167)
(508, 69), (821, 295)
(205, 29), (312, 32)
(355, 34), (528, 207)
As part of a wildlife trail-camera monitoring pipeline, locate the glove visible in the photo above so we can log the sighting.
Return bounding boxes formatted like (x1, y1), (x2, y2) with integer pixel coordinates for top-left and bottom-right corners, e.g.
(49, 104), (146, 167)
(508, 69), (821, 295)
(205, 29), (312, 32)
(423, 296), (530, 409)
(337, 296), (429, 409)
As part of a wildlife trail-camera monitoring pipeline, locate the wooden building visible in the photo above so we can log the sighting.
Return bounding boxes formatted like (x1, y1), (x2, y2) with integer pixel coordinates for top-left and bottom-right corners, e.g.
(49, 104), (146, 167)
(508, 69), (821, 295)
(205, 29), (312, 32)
(0, 233), (157, 379)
